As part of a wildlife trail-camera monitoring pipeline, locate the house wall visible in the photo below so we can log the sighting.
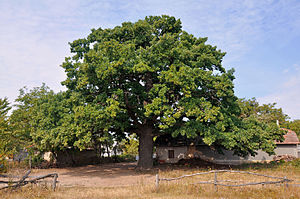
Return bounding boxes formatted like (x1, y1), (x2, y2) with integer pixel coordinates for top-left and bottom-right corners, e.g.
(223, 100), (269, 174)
(274, 144), (298, 158)
(157, 144), (299, 165)
(194, 144), (299, 165)
(156, 146), (187, 163)
(192, 145), (245, 165)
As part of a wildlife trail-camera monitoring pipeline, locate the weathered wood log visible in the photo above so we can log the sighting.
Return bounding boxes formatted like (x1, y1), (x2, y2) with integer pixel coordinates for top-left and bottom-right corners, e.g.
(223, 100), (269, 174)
(0, 180), (23, 184)
(0, 170), (31, 190)
(160, 170), (217, 181)
(155, 174), (159, 191)
(193, 180), (288, 186)
(159, 170), (293, 182)
(52, 174), (58, 191)
(215, 180), (287, 187)
(0, 174), (53, 179)
(214, 171), (218, 192)
(277, 183), (300, 187)
(157, 169), (294, 191)
(15, 170), (31, 189)
(0, 172), (58, 190)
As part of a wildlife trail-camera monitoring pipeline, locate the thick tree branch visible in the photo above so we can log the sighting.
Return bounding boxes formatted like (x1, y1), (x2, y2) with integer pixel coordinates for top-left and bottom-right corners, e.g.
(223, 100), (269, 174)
(124, 92), (142, 128)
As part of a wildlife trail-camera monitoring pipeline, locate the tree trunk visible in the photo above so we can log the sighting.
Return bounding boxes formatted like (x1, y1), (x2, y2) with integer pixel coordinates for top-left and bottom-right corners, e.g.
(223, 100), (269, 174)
(105, 141), (110, 158)
(65, 150), (76, 166)
(137, 127), (153, 169)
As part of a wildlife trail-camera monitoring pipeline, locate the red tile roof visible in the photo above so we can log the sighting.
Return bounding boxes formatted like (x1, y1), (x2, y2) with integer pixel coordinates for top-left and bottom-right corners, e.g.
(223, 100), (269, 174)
(276, 128), (300, 144)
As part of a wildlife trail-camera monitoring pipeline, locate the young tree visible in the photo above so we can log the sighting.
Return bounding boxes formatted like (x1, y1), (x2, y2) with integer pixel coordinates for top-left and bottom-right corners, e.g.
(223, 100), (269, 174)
(0, 98), (11, 119)
(284, 120), (300, 138)
(14, 87), (81, 153)
(0, 98), (12, 156)
(238, 98), (289, 124)
(9, 85), (52, 152)
(9, 84), (121, 164)
(120, 134), (139, 156)
(61, 15), (283, 168)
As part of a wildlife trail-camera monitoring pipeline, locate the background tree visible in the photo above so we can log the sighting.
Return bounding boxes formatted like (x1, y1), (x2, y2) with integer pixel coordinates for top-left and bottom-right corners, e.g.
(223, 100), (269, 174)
(61, 15), (284, 168)
(15, 87), (86, 154)
(0, 97), (13, 156)
(8, 85), (52, 154)
(238, 98), (289, 124)
(284, 120), (300, 138)
(13, 84), (123, 163)
(120, 134), (139, 157)
(238, 98), (300, 138)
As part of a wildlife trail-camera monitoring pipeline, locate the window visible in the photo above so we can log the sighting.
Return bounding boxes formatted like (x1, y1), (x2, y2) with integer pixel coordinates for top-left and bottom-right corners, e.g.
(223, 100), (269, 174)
(168, 150), (175, 159)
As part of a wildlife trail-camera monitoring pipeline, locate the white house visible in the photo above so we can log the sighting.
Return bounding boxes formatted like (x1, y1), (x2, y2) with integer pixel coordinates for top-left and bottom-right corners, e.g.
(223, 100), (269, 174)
(155, 129), (300, 165)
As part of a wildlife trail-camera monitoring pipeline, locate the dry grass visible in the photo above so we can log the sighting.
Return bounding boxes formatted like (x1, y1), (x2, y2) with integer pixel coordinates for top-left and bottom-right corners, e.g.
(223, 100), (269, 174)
(1, 182), (299, 199)
(1, 161), (300, 199)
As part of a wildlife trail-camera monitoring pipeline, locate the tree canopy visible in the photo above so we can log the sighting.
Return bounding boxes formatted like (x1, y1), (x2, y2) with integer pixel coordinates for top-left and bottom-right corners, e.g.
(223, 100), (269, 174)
(7, 84), (123, 161)
(238, 98), (289, 124)
(284, 120), (300, 138)
(61, 15), (284, 168)
(0, 98), (12, 156)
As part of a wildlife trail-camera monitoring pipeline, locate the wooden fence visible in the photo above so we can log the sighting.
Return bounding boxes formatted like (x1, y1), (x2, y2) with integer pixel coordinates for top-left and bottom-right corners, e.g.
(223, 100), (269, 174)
(155, 170), (295, 191)
(0, 170), (58, 191)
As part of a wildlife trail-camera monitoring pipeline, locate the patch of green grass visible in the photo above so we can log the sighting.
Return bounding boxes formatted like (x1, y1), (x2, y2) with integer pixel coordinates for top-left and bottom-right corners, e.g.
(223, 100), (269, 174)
(237, 158), (300, 171)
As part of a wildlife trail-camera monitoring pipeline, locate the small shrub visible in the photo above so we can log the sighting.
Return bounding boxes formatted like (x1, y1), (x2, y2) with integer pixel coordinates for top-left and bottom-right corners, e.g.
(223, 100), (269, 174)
(288, 158), (300, 168)
(114, 154), (136, 162)
(26, 153), (44, 168)
(0, 157), (8, 173)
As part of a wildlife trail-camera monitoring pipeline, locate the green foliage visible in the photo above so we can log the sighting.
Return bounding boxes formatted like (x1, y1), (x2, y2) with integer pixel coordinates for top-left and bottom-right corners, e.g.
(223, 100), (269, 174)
(0, 98), (11, 172)
(239, 158), (300, 171)
(230, 116), (283, 156)
(283, 120), (300, 138)
(238, 98), (289, 124)
(113, 154), (137, 162)
(29, 153), (44, 168)
(30, 91), (75, 152)
(0, 157), (8, 173)
(0, 97), (14, 156)
(0, 97), (11, 117)
(9, 84), (54, 153)
(120, 134), (139, 156)
(60, 15), (285, 166)
(235, 98), (288, 156)
(10, 84), (123, 157)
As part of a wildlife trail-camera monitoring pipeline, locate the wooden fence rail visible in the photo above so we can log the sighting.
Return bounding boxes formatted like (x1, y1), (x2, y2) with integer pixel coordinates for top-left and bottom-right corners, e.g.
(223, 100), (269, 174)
(0, 170), (58, 191)
(155, 170), (294, 191)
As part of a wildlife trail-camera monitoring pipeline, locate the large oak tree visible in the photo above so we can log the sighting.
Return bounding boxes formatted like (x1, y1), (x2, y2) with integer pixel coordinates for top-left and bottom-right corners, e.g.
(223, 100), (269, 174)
(61, 15), (283, 168)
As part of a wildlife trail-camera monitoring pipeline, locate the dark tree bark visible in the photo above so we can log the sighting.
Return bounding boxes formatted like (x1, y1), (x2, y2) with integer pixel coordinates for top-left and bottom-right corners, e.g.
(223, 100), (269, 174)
(137, 127), (154, 169)
(105, 141), (110, 158)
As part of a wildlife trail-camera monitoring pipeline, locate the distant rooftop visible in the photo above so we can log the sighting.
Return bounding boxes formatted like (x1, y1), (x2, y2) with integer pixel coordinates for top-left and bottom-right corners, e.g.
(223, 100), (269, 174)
(276, 128), (300, 144)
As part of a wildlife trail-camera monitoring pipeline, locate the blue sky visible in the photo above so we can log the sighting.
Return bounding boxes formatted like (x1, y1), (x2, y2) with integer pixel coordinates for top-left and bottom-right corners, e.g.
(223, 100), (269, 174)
(0, 0), (299, 119)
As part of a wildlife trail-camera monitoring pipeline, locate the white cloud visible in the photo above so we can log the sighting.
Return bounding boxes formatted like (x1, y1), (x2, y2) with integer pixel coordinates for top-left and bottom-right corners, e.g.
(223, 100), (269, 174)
(258, 65), (300, 120)
(0, 0), (299, 108)
(0, 1), (87, 103)
(124, 0), (300, 65)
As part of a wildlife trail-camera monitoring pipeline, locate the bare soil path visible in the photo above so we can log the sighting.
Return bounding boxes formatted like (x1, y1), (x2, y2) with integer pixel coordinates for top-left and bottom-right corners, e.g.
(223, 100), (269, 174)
(31, 162), (155, 187)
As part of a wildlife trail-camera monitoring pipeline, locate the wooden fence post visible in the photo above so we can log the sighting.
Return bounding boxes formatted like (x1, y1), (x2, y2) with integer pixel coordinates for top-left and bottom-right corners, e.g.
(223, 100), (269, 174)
(16, 170), (31, 189)
(156, 174), (159, 191)
(214, 171), (218, 192)
(29, 156), (32, 169)
(284, 176), (288, 188)
(52, 174), (58, 191)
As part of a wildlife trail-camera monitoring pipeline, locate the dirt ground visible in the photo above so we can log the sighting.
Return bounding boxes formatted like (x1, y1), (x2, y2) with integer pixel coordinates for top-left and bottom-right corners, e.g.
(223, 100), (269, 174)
(30, 162), (155, 187)
(1, 159), (229, 189)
